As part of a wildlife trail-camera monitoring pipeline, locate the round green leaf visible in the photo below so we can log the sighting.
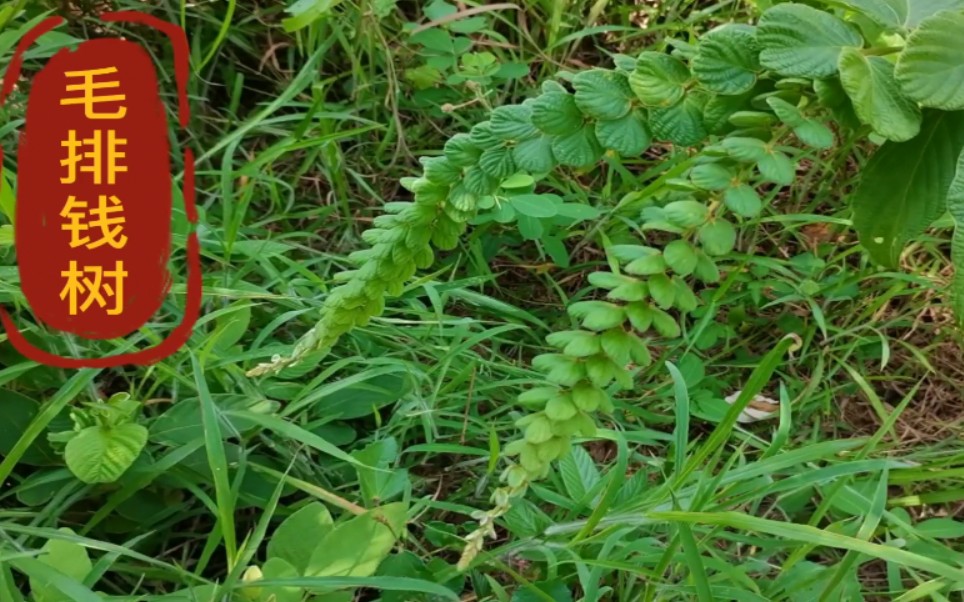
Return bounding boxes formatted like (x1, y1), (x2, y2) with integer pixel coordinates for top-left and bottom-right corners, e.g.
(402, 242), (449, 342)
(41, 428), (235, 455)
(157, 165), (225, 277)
(512, 135), (556, 173)
(572, 68), (634, 120)
(629, 52), (690, 107)
(650, 93), (709, 147)
(693, 24), (760, 95)
(531, 91), (584, 135)
(895, 9), (964, 110)
(758, 3), (862, 77)
(840, 48), (921, 142)
(725, 184), (763, 218)
(664, 200), (709, 228)
(698, 219), (737, 256)
(64, 423), (148, 484)
(551, 127), (602, 167)
(595, 110), (652, 156)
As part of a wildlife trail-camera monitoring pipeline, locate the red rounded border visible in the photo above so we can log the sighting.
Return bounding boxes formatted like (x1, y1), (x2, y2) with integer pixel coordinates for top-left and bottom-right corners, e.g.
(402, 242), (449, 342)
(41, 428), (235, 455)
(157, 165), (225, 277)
(0, 11), (201, 368)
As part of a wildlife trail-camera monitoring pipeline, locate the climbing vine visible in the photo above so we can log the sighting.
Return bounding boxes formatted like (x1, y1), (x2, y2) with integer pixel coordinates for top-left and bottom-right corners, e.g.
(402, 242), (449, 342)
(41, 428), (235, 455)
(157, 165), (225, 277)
(247, 1), (964, 568)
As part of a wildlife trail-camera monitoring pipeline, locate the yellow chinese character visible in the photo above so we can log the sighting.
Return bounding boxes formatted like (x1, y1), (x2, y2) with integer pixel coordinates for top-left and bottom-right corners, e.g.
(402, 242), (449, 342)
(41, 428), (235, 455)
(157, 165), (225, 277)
(59, 260), (127, 316)
(59, 194), (128, 250)
(61, 129), (127, 185)
(60, 67), (126, 120)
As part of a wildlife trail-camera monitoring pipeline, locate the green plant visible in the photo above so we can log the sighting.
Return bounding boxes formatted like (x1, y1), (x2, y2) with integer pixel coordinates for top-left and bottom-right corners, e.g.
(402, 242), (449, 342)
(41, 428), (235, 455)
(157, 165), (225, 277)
(247, 0), (964, 571)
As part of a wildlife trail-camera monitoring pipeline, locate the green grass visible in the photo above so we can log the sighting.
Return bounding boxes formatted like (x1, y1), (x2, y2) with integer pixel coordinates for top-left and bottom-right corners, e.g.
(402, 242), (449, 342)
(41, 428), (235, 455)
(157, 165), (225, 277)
(0, 0), (963, 601)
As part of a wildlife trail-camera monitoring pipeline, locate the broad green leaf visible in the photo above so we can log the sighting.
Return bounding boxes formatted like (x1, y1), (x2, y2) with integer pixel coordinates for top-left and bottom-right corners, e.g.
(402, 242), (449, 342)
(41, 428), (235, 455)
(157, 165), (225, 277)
(692, 24), (760, 95)
(258, 557), (301, 602)
(531, 91), (584, 135)
(853, 110), (964, 267)
(703, 89), (755, 134)
(758, 3), (862, 77)
(512, 135), (556, 173)
(558, 446), (601, 504)
(839, 0), (964, 30)
(946, 150), (964, 318)
(267, 502), (334, 573)
(595, 110), (652, 156)
(895, 9), (964, 111)
(629, 52), (690, 107)
(551, 127), (602, 167)
(29, 529), (92, 602)
(306, 503), (407, 577)
(64, 423), (148, 484)
(572, 69), (633, 120)
(650, 93), (708, 146)
(839, 48), (921, 141)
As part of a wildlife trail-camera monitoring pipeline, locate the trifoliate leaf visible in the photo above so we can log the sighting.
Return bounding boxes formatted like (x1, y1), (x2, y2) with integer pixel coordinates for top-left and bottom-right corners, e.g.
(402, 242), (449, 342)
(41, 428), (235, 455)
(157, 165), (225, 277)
(853, 110), (964, 266)
(572, 68), (634, 120)
(839, 47), (921, 142)
(513, 135), (556, 173)
(531, 91), (584, 135)
(595, 110), (652, 156)
(895, 9), (964, 110)
(551, 127), (602, 167)
(489, 104), (539, 141)
(693, 24), (760, 95)
(758, 3), (862, 77)
(629, 52), (691, 107)
(650, 92), (709, 146)
(725, 184), (763, 218)
(690, 163), (733, 191)
(698, 219), (738, 256)
(663, 239), (699, 276)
